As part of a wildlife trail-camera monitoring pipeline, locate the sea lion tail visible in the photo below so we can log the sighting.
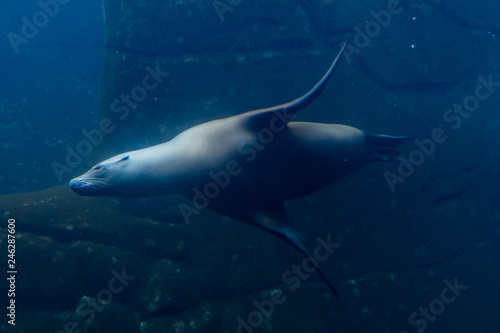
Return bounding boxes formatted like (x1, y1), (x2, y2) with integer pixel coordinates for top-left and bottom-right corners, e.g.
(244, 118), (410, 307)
(365, 133), (411, 161)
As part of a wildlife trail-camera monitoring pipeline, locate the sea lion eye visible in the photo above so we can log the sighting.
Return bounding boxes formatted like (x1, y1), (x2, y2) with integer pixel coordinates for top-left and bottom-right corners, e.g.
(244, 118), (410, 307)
(92, 166), (103, 171)
(119, 156), (130, 162)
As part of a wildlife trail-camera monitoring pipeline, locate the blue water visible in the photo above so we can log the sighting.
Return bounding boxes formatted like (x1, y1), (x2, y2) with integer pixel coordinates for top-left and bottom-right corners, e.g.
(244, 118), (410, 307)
(0, 0), (104, 194)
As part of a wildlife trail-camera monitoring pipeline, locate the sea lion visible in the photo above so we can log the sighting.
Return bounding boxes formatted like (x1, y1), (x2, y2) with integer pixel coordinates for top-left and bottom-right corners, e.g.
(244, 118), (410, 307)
(70, 43), (407, 300)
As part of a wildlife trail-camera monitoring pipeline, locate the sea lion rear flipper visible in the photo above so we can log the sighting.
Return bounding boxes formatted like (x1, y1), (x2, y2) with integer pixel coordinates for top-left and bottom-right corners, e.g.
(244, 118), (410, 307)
(250, 207), (340, 301)
(243, 41), (347, 131)
(364, 133), (411, 161)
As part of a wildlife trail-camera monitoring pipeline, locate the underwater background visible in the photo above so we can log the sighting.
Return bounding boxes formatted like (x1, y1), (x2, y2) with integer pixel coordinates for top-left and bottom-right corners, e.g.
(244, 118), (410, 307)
(1, 0), (500, 332)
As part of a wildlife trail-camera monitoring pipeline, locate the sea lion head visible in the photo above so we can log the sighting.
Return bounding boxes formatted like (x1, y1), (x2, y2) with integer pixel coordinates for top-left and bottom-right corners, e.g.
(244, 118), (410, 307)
(69, 153), (135, 196)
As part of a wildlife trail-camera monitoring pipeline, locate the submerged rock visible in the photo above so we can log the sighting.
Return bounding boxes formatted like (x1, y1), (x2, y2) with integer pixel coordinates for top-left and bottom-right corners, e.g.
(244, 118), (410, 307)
(65, 299), (141, 333)
(140, 302), (219, 333)
(134, 259), (202, 313)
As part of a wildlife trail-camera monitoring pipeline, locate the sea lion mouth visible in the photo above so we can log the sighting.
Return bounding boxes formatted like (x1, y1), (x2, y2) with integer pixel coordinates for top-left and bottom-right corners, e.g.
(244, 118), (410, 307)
(69, 178), (109, 196)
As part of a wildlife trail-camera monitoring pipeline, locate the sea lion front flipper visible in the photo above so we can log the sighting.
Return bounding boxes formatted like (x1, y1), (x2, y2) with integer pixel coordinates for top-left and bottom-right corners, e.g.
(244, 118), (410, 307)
(250, 207), (340, 301)
(243, 41), (347, 131)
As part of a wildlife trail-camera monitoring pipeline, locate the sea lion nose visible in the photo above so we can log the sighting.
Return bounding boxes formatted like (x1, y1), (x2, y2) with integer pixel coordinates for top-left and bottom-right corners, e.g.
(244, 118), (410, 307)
(69, 179), (82, 193)
(69, 178), (87, 195)
(69, 178), (78, 190)
(69, 178), (92, 195)
(69, 177), (108, 196)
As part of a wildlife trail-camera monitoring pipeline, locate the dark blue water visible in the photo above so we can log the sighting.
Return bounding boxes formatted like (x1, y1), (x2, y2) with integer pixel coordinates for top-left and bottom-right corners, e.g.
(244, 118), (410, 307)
(1, 0), (500, 332)
(0, 0), (104, 194)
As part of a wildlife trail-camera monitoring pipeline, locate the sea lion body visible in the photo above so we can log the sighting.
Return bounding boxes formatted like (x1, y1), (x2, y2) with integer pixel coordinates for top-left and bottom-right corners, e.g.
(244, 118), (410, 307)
(72, 117), (371, 221)
(70, 43), (407, 299)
